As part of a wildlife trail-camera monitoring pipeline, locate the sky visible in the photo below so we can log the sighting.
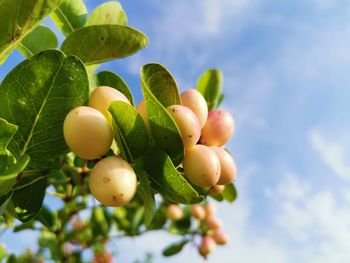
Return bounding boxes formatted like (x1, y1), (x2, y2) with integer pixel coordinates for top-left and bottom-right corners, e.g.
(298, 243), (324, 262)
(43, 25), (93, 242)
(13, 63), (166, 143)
(1, 0), (350, 262)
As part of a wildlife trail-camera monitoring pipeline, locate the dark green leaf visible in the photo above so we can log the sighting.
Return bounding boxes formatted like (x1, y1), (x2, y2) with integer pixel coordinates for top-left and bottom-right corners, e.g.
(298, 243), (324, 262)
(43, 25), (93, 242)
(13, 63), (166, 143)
(11, 175), (47, 222)
(0, 191), (13, 216)
(162, 240), (189, 257)
(222, 182), (237, 203)
(0, 155), (30, 197)
(86, 1), (127, 26)
(140, 65), (183, 166)
(37, 206), (55, 229)
(140, 63), (181, 107)
(197, 69), (223, 110)
(109, 101), (149, 162)
(97, 71), (134, 105)
(0, 50), (89, 168)
(0, 0), (62, 64)
(168, 216), (191, 235)
(147, 206), (167, 230)
(61, 25), (148, 65)
(17, 25), (58, 58)
(135, 167), (155, 225)
(142, 146), (203, 204)
(51, 0), (87, 36)
(91, 207), (110, 236)
(0, 118), (17, 153)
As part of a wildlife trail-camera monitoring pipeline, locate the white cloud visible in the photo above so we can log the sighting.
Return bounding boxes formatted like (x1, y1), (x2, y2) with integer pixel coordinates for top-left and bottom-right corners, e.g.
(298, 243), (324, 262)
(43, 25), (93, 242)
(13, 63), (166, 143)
(267, 173), (350, 263)
(309, 129), (350, 181)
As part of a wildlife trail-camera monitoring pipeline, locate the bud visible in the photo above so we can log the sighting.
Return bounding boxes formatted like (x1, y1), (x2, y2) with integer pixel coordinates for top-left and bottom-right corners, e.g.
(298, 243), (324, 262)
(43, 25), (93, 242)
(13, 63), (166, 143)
(166, 204), (183, 221)
(198, 236), (216, 257)
(212, 229), (229, 245)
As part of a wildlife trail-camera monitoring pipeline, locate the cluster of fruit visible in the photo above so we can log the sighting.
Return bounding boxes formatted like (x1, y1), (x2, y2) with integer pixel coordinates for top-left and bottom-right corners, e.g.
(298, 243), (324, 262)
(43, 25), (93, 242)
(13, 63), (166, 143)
(166, 202), (229, 258)
(63, 85), (236, 207)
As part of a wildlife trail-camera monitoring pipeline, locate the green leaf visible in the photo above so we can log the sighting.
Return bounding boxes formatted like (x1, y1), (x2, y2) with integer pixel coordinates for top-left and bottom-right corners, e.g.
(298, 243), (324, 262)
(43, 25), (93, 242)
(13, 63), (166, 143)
(0, 0), (63, 64)
(0, 50), (89, 168)
(222, 182), (237, 203)
(97, 71), (134, 105)
(135, 167), (155, 226)
(0, 118), (18, 153)
(0, 191), (13, 216)
(147, 206), (167, 230)
(142, 146), (203, 204)
(0, 155), (30, 197)
(86, 1), (127, 26)
(61, 25), (148, 65)
(196, 69), (223, 110)
(141, 63), (181, 107)
(17, 25), (58, 58)
(37, 206), (55, 229)
(162, 240), (189, 257)
(109, 101), (149, 162)
(11, 175), (47, 222)
(51, 0), (87, 36)
(91, 207), (110, 236)
(140, 65), (184, 166)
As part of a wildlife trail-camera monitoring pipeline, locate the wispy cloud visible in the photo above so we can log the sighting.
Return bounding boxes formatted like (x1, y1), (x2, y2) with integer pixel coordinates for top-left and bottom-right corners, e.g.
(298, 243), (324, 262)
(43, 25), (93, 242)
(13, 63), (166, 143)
(309, 129), (350, 181)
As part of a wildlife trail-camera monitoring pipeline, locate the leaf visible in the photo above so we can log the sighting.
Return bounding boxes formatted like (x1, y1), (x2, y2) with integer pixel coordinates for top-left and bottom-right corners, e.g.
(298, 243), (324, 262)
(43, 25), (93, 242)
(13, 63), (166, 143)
(0, 118), (18, 152)
(196, 69), (223, 110)
(140, 65), (184, 166)
(0, 0), (63, 64)
(109, 101), (149, 162)
(51, 0), (87, 36)
(86, 1), (127, 26)
(0, 191), (13, 216)
(141, 63), (181, 107)
(37, 206), (55, 229)
(222, 182), (237, 203)
(0, 155), (30, 197)
(91, 207), (110, 236)
(17, 25), (58, 58)
(61, 25), (148, 65)
(0, 50), (89, 168)
(135, 167), (155, 226)
(97, 71), (134, 105)
(142, 146), (203, 204)
(11, 175), (47, 222)
(162, 240), (189, 257)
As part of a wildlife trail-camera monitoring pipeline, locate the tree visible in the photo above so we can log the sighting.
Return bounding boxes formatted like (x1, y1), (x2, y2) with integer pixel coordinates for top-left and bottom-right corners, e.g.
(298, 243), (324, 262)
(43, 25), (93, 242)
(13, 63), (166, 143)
(0, 0), (238, 262)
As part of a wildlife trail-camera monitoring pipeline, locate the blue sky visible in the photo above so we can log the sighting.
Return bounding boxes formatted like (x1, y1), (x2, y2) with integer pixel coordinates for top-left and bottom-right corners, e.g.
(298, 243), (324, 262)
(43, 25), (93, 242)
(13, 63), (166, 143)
(1, 0), (350, 262)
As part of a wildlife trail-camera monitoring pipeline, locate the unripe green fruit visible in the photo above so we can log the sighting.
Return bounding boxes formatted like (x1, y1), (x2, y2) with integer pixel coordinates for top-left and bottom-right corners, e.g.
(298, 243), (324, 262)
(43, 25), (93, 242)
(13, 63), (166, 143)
(180, 89), (208, 128)
(205, 216), (223, 230)
(89, 156), (137, 207)
(89, 86), (130, 117)
(204, 203), (216, 218)
(210, 146), (237, 184)
(212, 229), (229, 245)
(167, 105), (201, 149)
(208, 185), (225, 196)
(183, 145), (220, 187)
(198, 236), (216, 257)
(166, 204), (183, 221)
(190, 204), (206, 220)
(63, 106), (113, 160)
(136, 99), (151, 134)
(200, 110), (235, 146)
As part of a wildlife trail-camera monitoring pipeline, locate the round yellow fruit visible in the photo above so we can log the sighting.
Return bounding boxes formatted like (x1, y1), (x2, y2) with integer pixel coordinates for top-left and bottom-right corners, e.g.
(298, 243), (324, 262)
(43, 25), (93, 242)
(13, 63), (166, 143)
(183, 145), (220, 187)
(210, 146), (237, 184)
(89, 86), (130, 117)
(63, 106), (113, 160)
(180, 89), (208, 128)
(89, 156), (137, 207)
(166, 204), (184, 221)
(136, 99), (151, 134)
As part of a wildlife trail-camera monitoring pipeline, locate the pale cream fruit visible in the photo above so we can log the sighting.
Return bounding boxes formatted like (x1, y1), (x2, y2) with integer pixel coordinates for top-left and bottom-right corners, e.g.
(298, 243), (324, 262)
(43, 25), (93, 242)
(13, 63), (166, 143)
(208, 185), (225, 196)
(205, 216), (223, 230)
(89, 86), (130, 117)
(180, 89), (208, 128)
(200, 110), (235, 146)
(210, 146), (237, 184)
(166, 204), (183, 221)
(182, 145), (220, 187)
(198, 236), (216, 257)
(190, 204), (206, 220)
(212, 229), (229, 245)
(89, 156), (137, 207)
(63, 106), (113, 160)
(167, 105), (201, 149)
(136, 99), (151, 134)
(204, 203), (216, 218)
